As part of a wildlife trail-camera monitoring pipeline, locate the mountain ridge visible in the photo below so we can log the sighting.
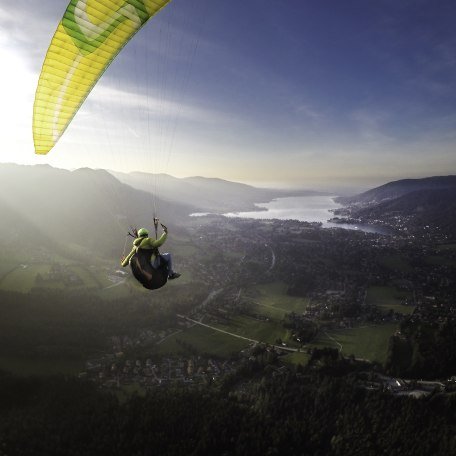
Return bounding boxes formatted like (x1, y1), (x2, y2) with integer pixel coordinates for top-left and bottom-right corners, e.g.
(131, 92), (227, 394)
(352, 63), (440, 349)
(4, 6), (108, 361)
(334, 176), (456, 236)
(336, 175), (456, 206)
(0, 164), (195, 260)
(110, 170), (326, 213)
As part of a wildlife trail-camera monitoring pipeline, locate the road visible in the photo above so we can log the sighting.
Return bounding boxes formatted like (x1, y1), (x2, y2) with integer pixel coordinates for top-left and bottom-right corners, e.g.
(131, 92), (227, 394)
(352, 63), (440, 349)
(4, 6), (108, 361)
(156, 329), (183, 345)
(201, 288), (223, 307)
(324, 331), (343, 352)
(102, 278), (126, 290)
(267, 245), (276, 272)
(176, 313), (301, 353)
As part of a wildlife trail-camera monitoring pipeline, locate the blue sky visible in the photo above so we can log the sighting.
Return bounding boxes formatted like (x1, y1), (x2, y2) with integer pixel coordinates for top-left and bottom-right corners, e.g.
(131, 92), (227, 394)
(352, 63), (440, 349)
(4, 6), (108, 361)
(1, 0), (455, 189)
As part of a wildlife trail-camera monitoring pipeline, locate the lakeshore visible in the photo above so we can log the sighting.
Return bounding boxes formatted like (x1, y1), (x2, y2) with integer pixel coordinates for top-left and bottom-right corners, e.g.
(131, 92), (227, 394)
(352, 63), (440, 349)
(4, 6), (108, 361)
(192, 195), (392, 235)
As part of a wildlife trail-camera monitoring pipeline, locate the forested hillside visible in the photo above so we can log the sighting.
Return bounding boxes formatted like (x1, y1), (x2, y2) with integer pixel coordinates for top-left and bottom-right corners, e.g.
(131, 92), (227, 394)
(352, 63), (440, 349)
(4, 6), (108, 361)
(336, 176), (456, 205)
(0, 366), (454, 456)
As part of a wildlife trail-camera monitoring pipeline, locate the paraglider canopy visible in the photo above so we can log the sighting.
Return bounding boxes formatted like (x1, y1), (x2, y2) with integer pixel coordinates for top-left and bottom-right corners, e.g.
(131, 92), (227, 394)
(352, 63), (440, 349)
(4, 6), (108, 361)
(33, 0), (172, 154)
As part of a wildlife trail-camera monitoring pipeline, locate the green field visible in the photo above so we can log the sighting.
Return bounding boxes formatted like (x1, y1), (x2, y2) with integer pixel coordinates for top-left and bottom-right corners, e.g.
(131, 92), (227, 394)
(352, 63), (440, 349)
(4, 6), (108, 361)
(156, 325), (249, 357)
(69, 265), (103, 288)
(281, 351), (310, 365)
(0, 262), (113, 293)
(156, 282), (305, 358)
(99, 279), (133, 300)
(0, 264), (53, 292)
(250, 282), (309, 318)
(214, 314), (296, 347)
(367, 285), (414, 314)
(0, 355), (84, 376)
(312, 323), (398, 364)
(0, 262), (21, 280)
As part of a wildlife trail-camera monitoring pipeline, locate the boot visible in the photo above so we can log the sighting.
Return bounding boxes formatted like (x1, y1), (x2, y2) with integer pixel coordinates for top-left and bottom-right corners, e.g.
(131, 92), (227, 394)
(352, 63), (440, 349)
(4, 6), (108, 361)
(168, 272), (181, 280)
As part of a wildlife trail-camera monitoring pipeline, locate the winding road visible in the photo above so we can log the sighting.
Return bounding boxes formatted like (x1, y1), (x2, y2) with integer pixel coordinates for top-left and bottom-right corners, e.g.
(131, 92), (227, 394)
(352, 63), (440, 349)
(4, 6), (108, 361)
(176, 313), (301, 353)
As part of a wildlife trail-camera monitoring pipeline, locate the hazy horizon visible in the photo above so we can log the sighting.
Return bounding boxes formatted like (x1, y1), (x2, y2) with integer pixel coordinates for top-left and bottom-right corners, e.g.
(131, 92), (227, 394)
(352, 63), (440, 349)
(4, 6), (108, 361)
(5, 159), (450, 196)
(1, 0), (456, 188)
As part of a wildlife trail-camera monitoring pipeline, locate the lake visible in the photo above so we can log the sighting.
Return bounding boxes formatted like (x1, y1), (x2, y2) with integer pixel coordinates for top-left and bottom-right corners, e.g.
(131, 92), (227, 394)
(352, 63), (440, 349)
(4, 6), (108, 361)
(191, 195), (393, 235)
(224, 195), (340, 224)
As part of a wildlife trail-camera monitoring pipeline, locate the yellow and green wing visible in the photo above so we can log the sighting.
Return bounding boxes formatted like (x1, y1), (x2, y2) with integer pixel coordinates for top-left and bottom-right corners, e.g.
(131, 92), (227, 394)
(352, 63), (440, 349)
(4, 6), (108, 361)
(33, 0), (172, 154)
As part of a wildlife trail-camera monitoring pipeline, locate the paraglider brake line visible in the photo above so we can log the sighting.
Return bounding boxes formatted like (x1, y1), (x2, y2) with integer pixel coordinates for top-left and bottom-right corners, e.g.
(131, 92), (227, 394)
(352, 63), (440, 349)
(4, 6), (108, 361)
(154, 216), (159, 240)
(128, 226), (138, 238)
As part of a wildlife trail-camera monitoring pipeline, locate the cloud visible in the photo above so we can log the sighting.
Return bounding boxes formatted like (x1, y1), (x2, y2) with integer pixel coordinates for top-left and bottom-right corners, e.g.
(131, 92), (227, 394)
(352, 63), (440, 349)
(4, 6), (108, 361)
(84, 83), (237, 127)
(350, 108), (395, 143)
(294, 103), (324, 122)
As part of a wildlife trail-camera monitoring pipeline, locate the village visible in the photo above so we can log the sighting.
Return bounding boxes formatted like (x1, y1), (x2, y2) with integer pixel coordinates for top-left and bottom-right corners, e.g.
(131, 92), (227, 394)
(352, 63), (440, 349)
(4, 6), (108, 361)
(80, 353), (239, 389)
(355, 371), (456, 397)
(187, 216), (455, 327)
(73, 213), (456, 394)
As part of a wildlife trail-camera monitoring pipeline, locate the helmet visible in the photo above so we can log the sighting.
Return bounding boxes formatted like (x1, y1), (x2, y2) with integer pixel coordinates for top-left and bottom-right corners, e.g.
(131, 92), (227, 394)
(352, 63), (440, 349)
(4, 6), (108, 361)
(137, 228), (149, 237)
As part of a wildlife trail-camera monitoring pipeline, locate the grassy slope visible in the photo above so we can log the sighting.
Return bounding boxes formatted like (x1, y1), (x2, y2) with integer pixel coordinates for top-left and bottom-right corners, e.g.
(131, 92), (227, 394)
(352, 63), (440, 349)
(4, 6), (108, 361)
(251, 282), (309, 317)
(312, 324), (398, 364)
(156, 325), (249, 357)
(367, 285), (414, 315)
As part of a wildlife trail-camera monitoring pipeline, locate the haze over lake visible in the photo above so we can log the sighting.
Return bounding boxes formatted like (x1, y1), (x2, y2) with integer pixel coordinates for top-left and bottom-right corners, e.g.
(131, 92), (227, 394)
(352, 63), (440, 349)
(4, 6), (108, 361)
(224, 195), (340, 225)
(191, 195), (393, 235)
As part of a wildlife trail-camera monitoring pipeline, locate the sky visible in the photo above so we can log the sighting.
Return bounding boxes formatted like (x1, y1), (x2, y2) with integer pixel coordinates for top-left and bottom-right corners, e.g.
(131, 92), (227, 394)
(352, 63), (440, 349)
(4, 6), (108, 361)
(1, 0), (456, 190)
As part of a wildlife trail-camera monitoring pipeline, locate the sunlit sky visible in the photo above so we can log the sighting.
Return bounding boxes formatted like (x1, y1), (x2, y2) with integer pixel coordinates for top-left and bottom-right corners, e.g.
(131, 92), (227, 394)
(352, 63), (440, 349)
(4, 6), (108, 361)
(1, 0), (456, 189)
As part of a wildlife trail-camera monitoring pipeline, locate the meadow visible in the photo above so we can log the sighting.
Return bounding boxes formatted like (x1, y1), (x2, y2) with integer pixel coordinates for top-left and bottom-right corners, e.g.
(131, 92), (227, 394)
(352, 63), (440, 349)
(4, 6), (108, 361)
(311, 323), (398, 364)
(248, 281), (310, 318)
(281, 351), (310, 365)
(0, 264), (54, 292)
(154, 282), (305, 358)
(155, 324), (249, 357)
(213, 314), (295, 346)
(367, 285), (414, 315)
(0, 260), (401, 372)
(0, 262), (112, 294)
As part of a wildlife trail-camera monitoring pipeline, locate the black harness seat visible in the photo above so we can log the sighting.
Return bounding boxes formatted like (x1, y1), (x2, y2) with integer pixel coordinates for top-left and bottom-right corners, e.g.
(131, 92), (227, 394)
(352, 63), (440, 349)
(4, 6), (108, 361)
(129, 248), (168, 290)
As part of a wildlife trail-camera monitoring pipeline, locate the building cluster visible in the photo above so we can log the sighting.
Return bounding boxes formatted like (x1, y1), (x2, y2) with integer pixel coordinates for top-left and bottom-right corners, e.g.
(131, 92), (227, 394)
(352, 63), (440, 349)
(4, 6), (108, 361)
(356, 372), (455, 397)
(35, 263), (83, 286)
(110, 328), (184, 352)
(80, 355), (237, 389)
(188, 216), (455, 327)
(79, 214), (455, 393)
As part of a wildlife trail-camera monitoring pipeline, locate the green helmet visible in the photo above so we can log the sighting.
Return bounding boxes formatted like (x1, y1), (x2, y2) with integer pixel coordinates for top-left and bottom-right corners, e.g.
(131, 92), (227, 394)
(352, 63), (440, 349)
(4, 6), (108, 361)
(137, 228), (149, 238)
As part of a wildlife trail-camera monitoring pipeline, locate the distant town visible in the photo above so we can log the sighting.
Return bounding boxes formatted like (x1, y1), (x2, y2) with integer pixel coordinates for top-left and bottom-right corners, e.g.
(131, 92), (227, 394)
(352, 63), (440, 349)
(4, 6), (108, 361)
(76, 205), (455, 395)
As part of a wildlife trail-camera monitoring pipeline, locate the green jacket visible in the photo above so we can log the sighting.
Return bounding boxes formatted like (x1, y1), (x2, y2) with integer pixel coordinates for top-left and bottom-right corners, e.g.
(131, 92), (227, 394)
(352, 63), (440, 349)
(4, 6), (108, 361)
(121, 232), (167, 267)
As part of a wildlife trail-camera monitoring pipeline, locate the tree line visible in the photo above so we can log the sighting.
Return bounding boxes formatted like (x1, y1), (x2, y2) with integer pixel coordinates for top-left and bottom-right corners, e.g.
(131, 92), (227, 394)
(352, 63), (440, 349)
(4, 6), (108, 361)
(0, 360), (455, 456)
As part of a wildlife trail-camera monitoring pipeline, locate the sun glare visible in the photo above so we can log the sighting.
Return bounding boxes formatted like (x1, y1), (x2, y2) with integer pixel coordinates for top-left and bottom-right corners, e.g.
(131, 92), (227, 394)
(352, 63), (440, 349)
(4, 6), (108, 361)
(0, 34), (37, 163)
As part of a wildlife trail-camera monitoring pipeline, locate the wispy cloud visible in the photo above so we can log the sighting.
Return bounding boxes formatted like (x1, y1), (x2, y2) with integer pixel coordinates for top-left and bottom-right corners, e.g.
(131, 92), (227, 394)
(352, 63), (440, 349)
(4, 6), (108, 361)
(86, 84), (236, 126)
(294, 103), (324, 121)
(348, 108), (398, 148)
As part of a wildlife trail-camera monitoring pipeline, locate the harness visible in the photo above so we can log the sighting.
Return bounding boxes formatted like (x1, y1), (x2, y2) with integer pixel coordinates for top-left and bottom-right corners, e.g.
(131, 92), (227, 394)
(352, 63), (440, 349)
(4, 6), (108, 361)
(130, 244), (168, 290)
(125, 219), (168, 290)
